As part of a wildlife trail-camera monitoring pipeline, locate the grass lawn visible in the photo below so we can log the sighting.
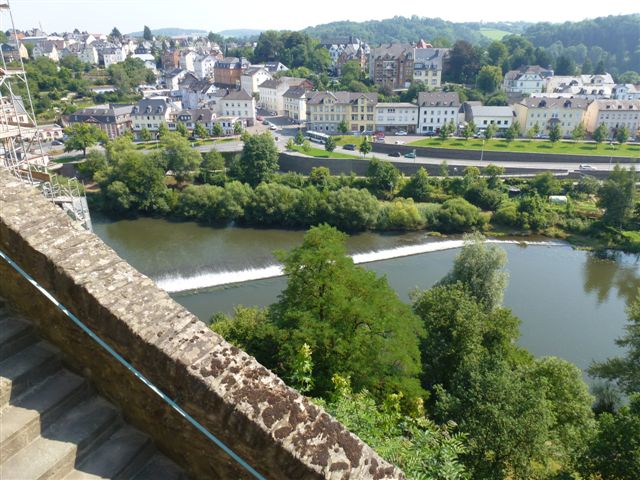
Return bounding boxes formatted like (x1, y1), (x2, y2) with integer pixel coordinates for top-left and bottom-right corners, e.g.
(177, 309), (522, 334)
(334, 135), (371, 146)
(408, 138), (640, 158)
(480, 28), (512, 40)
(289, 145), (360, 159)
(52, 155), (83, 164)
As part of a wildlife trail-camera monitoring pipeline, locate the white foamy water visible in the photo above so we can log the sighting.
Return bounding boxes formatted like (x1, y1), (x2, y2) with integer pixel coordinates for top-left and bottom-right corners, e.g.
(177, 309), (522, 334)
(155, 239), (565, 293)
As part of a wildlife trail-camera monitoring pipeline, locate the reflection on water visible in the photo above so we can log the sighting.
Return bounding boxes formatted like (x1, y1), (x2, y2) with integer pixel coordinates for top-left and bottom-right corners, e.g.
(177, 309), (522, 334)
(583, 250), (640, 306)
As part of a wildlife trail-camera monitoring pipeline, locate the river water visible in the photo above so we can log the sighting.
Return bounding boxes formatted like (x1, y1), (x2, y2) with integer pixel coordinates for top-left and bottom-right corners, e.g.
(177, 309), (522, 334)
(92, 214), (640, 374)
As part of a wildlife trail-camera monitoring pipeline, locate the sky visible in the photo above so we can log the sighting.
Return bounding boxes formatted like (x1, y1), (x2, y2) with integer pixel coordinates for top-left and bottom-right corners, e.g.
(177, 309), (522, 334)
(6, 0), (640, 35)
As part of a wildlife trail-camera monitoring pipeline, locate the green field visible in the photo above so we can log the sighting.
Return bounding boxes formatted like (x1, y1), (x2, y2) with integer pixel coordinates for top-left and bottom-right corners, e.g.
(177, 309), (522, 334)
(290, 145), (360, 159)
(479, 28), (512, 40)
(407, 138), (640, 158)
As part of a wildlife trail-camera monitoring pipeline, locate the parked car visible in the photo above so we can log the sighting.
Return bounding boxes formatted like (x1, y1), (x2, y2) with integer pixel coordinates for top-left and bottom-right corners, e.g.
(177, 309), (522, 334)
(262, 120), (270, 125)
(256, 116), (264, 121)
(396, 130), (408, 136)
(269, 125), (278, 131)
(424, 131), (436, 137)
(404, 151), (416, 159)
(388, 151), (401, 157)
(579, 164), (597, 171)
(343, 144), (356, 151)
(51, 140), (63, 146)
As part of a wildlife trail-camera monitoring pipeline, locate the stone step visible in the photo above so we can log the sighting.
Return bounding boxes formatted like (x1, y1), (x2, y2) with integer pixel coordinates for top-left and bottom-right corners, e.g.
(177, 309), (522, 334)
(0, 341), (61, 407)
(0, 396), (121, 480)
(133, 453), (187, 480)
(1, 370), (89, 462)
(0, 315), (37, 361)
(63, 425), (154, 480)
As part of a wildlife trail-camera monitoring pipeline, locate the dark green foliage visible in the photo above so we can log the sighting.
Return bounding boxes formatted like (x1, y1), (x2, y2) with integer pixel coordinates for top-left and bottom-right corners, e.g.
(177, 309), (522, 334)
(597, 165), (637, 227)
(367, 158), (400, 199)
(437, 198), (485, 233)
(548, 122), (562, 142)
(143, 25), (153, 41)
(108, 57), (155, 93)
(517, 194), (552, 230)
(160, 133), (202, 182)
(324, 135), (336, 152)
(579, 394), (640, 480)
(377, 199), (424, 231)
(245, 183), (302, 226)
(400, 167), (431, 202)
(271, 225), (424, 400)
(592, 123), (608, 143)
(64, 123), (108, 157)
(531, 171), (561, 197)
(476, 65), (502, 94)
(234, 133), (280, 186)
(252, 30), (330, 71)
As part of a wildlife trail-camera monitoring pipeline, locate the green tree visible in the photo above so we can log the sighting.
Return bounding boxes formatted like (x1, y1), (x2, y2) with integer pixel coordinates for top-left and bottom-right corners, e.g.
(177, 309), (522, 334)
(476, 65), (503, 94)
(160, 133), (202, 183)
(504, 121), (519, 142)
(139, 127), (152, 142)
(572, 122), (586, 140)
(367, 157), (400, 199)
(592, 123), (608, 144)
(271, 224), (424, 400)
(487, 41), (508, 66)
(590, 290), (640, 393)
(324, 135), (336, 152)
(294, 129), (305, 145)
(359, 136), (372, 157)
(438, 198), (485, 233)
(64, 123), (107, 157)
(548, 122), (562, 142)
(235, 132), (279, 186)
(157, 122), (169, 139)
(526, 122), (540, 140)
(212, 123), (224, 137)
(175, 121), (189, 138)
(439, 233), (508, 311)
(338, 119), (349, 134)
(616, 125), (630, 144)
(110, 27), (122, 41)
(531, 171), (561, 197)
(143, 25), (153, 41)
(484, 164), (505, 189)
(484, 123), (497, 140)
(302, 139), (311, 152)
(400, 167), (431, 202)
(285, 138), (295, 151)
(194, 122), (209, 139)
(597, 164), (637, 227)
(233, 121), (243, 135)
(579, 394), (640, 480)
(461, 121), (476, 139)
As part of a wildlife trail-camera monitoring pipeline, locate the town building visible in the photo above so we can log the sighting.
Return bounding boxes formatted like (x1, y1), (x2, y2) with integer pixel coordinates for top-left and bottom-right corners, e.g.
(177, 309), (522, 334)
(169, 109), (215, 134)
(374, 103), (418, 134)
(306, 91), (378, 134)
(282, 87), (309, 122)
(417, 92), (463, 134)
(131, 97), (182, 136)
(611, 84), (640, 101)
(412, 47), (446, 88)
(463, 103), (515, 131)
(503, 65), (553, 95)
(67, 104), (134, 138)
(220, 89), (256, 126)
(179, 50), (197, 72)
(513, 97), (590, 137)
(319, 36), (369, 75)
(32, 41), (59, 62)
(214, 57), (250, 87)
(194, 54), (218, 80)
(258, 77), (312, 115)
(368, 43), (414, 90)
(584, 99), (640, 137)
(0, 43), (28, 62)
(161, 49), (180, 70)
(240, 66), (272, 95)
(545, 73), (615, 94)
(178, 75), (219, 109)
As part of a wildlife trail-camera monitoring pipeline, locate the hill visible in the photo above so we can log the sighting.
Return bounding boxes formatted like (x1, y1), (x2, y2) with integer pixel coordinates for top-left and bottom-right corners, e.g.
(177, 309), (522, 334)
(218, 29), (263, 38)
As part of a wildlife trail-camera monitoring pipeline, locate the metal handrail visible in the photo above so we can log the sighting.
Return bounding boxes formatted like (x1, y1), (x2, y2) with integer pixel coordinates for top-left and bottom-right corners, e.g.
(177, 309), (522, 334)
(0, 248), (266, 480)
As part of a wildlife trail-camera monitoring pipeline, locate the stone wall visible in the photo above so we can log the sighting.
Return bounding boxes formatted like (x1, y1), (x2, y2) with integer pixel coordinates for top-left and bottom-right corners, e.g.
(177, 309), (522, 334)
(0, 170), (404, 480)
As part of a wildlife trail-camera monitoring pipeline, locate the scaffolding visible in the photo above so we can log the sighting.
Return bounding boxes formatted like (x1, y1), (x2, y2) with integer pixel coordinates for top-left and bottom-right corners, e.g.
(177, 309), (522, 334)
(0, 0), (92, 231)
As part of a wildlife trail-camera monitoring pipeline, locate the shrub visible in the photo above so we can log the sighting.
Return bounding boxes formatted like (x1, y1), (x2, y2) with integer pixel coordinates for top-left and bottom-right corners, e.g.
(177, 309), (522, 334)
(438, 198), (485, 232)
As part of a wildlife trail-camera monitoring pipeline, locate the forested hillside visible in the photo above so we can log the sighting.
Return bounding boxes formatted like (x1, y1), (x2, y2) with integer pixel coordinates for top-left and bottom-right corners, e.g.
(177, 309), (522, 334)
(523, 14), (640, 74)
(303, 14), (640, 76)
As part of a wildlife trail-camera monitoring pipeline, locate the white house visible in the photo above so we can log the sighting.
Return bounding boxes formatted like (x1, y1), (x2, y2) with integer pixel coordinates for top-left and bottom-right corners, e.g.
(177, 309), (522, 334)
(220, 90), (256, 126)
(179, 75), (219, 109)
(611, 84), (640, 101)
(258, 77), (312, 115)
(412, 48), (446, 88)
(417, 92), (463, 134)
(513, 97), (590, 137)
(33, 42), (59, 62)
(503, 65), (553, 95)
(78, 45), (99, 64)
(374, 102), (418, 133)
(131, 97), (182, 135)
(170, 109), (215, 134)
(240, 66), (272, 95)
(179, 50), (197, 72)
(282, 87), (309, 122)
(194, 55), (217, 80)
(464, 104), (515, 131)
(100, 46), (126, 68)
(584, 100), (640, 137)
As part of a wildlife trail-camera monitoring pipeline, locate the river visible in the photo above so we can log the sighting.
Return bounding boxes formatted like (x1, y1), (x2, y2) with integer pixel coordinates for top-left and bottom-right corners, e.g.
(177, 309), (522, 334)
(92, 214), (640, 375)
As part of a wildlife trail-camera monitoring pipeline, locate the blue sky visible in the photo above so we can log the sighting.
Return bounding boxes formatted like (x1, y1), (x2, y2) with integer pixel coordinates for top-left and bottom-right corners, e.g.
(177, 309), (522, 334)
(9, 0), (640, 34)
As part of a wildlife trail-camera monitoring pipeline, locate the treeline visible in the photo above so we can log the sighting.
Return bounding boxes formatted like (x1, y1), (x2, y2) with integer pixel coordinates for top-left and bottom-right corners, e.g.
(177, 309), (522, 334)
(83, 133), (639, 251)
(211, 227), (640, 479)
(251, 31), (331, 72)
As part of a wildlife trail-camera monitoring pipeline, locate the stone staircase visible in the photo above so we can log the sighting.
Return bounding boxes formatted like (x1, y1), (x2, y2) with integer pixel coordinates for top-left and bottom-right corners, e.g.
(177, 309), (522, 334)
(0, 299), (187, 480)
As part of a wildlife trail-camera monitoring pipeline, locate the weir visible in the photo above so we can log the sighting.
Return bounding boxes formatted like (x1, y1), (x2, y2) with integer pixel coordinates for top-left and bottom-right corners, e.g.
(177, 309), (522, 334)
(156, 239), (566, 293)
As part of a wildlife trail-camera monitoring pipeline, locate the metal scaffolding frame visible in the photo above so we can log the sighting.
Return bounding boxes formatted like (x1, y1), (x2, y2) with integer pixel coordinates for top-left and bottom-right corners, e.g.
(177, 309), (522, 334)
(0, 0), (92, 231)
